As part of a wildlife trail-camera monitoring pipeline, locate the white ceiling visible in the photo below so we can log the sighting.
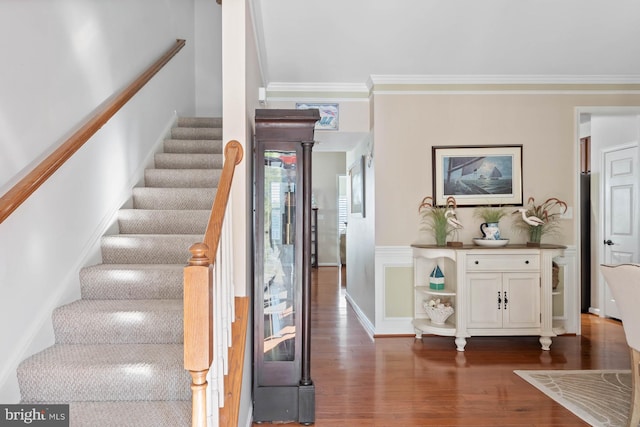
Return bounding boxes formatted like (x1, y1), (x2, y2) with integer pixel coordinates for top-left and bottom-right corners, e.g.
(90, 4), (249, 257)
(252, 0), (640, 88)
(250, 0), (640, 152)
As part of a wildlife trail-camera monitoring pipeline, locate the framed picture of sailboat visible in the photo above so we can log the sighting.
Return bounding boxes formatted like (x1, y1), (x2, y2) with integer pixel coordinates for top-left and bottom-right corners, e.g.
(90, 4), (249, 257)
(432, 145), (523, 207)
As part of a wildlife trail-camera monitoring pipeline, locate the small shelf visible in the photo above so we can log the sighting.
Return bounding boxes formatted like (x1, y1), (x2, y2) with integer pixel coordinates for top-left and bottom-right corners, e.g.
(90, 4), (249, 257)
(417, 286), (457, 297)
(412, 318), (457, 336)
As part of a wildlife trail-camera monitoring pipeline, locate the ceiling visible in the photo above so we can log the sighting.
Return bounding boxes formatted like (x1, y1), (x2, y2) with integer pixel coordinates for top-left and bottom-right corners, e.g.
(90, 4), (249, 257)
(249, 0), (640, 152)
(252, 0), (640, 89)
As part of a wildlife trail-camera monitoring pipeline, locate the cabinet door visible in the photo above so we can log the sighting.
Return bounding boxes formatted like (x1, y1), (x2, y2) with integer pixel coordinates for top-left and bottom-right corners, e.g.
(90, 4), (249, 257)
(502, 273), (540, 328)
(467, 272), (502, 328)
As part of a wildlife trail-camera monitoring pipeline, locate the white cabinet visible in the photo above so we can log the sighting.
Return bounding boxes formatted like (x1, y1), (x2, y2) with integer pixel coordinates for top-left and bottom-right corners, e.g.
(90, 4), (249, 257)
(412, 244), (564, 351)
(467, 272), (540, 329)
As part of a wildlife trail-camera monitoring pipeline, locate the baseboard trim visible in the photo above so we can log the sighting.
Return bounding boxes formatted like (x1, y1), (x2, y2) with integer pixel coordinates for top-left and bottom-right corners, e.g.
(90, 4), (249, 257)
(344, 291), (375, 341)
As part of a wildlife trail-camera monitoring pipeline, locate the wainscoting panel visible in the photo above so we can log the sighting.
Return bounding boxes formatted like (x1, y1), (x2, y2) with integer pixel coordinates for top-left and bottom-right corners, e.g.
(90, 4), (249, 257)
(374, 246), (415, 335)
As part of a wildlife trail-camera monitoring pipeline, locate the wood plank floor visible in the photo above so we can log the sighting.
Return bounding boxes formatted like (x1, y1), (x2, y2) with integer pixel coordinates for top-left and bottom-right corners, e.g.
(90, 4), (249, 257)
(254, 266), (629, 426)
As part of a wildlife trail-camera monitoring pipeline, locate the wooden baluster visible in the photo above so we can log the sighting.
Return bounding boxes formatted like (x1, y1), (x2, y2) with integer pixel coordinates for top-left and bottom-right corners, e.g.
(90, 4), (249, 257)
(184, 243), (213, 427)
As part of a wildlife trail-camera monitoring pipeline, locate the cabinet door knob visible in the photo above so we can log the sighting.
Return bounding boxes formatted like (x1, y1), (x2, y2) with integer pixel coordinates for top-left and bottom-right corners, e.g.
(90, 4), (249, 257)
(497, 291), (501, 309)
(525, 260), (529, 264)
(475, 260), (479, 265)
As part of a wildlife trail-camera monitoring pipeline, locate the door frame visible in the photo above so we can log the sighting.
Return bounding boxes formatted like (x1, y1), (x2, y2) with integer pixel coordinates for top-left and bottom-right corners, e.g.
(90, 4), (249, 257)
(574, 107), (640, 323)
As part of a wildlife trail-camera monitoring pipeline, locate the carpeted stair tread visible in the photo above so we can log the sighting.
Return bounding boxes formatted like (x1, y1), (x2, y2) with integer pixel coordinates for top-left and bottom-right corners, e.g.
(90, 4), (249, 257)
(132, 187), (216, 210)
(63, 401), (191, 427)
(80, 264), (184, 300)
(17, 344), (189, 402)
(16, 117), (222, 418)
(171, 126), (221, 140)
(117, 209), (209, 234)
(100, 234), (202, 265)
(177, 116), (222, 128)
(144, 168), (221, 188)
(53, 299), (183, 344)
(163, 139), (223, 154)
(154, 152), (223, 169)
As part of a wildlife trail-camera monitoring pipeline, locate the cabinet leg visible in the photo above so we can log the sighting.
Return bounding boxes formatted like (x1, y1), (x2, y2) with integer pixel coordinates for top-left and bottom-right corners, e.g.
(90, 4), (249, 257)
(455, 337), (467, 351)
(414, 328), (423, 340)
(539, 336), (552, 350)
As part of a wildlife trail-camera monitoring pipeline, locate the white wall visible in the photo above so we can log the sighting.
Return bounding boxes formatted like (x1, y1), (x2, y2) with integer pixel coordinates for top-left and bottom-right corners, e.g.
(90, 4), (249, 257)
(236, 0), (266, 423)
(0, 0), (197, 402)
(345, 136), (376, 331)
(195, 0), (223, 116)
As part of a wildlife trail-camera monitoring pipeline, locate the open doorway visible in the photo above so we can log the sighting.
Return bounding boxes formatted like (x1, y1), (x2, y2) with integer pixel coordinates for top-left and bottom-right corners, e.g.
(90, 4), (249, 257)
(579, 133), (591, 313)
(310, 151), (347, 282)
(577, 109), (640, 319)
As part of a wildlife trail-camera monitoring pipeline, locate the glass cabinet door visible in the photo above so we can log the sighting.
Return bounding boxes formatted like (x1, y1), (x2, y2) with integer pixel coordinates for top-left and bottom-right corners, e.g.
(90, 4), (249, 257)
(255, 141), (303, 387)
(262, 150), (298, 363)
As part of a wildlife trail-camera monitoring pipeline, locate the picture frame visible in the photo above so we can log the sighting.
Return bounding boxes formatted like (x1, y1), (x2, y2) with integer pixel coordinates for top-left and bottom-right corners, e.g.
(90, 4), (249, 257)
(295, 103), (339, 130)
(432, 145), (523, 207)
(349, 155), (365, 217)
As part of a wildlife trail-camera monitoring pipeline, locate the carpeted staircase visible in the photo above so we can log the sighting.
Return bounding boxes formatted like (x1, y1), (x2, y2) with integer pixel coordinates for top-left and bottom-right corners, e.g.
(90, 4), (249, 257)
(16, 117), (223, 426)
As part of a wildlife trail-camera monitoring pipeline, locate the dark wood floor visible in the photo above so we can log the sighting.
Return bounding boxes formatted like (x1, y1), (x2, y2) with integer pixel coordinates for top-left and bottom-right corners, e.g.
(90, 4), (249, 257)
(256, 266), (629, 426)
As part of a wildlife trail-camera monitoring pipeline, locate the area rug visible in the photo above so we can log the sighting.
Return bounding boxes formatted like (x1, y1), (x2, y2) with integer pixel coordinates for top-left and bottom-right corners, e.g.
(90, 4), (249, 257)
(514, 369), (631, 427)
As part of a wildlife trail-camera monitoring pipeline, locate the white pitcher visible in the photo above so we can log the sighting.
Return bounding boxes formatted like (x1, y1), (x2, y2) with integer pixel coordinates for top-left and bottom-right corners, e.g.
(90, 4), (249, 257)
(480, 222), (501, 240)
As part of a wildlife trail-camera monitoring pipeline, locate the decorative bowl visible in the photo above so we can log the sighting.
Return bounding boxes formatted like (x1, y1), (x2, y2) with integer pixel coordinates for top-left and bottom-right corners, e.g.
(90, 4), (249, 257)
(472, 238), (509, 247)
(423, 304), (454, 325)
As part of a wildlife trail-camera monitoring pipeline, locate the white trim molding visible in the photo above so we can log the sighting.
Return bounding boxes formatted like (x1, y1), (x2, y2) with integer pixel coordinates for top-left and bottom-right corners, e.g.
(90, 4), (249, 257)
(265, 82), (370, 100)
(264, 76), (640, 101)
(344, 291), (375, 340)
(369, 74), (640, 86)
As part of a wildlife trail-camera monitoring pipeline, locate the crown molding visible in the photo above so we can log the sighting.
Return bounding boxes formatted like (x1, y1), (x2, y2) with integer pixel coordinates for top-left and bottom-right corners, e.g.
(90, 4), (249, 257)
(266, 82), (370, 96)
(264, 75), (640, 99)
(369, 74), (640, 85)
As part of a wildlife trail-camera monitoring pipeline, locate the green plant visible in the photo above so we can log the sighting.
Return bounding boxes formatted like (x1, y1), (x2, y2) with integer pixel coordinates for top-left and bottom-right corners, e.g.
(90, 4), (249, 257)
(473, 206), (507, 224)
(418, 196), (457, 246)
(513, 197), (567, 243)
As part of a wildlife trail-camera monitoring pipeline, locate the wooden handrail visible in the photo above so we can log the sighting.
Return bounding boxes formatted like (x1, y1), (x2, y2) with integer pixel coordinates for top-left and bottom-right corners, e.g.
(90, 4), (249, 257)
(0, 39), (186, 225)
(203, 140), (244, 261)
(184, 140), (243, 426)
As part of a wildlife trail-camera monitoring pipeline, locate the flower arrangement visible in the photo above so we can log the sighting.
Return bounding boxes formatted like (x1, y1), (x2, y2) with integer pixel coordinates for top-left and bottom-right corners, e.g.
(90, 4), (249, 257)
(512, 197), (567, 245)
(418, 196), (458, 246)
(423, 298), (454, 325)
(473, 205), (507, 224)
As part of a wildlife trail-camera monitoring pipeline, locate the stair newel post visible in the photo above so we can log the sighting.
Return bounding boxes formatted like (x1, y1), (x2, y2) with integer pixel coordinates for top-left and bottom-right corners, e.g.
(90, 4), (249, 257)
(184, 242), (214, 427)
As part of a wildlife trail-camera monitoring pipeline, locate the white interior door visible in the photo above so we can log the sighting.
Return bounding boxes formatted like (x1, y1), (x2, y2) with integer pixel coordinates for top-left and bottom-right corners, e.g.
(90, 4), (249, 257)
(603, 144), (639, 318)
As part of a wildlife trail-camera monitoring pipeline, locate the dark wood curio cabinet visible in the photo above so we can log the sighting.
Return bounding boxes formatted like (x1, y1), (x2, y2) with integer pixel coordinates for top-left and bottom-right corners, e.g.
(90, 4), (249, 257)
(252, 109), (319, 424)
